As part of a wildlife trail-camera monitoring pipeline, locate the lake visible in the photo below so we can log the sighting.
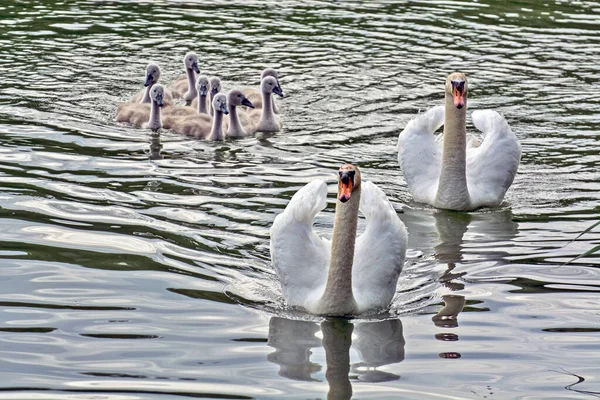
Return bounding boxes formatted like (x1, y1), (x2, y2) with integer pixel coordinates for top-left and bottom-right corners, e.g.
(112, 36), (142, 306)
(0, 0), (599, 399)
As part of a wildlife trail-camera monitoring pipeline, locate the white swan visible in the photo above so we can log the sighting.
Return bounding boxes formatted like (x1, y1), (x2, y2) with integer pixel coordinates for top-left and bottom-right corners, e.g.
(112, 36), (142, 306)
(226, 89), (255, 138)
(246, 68), (281, 114)
(270, 164), (408, 316)
(167, 52), (200, 104)
(130, 63), (173, 106)
(247, 76), (284, 133)
(195, 75), (210, 115)
(116, 84), (164, 130)
(397, 72), (521, 211)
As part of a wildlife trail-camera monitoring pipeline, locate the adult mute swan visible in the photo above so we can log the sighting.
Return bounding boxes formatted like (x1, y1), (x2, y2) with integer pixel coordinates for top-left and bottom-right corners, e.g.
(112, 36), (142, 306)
(130, 63), (173, 106)
(247, 76), (284, 132)
(168, 52), (200, 104)
(397, 72), (521, 211)
(116, 84), (164, 130)
(270, 164), (407, 316)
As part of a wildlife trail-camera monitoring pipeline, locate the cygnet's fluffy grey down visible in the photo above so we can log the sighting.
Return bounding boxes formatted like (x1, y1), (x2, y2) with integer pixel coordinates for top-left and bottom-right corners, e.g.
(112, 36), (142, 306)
(168, 52), (200, 104)
(245, 68), (281, 113)
(226, 89), (255, 138)
(163, 93), (229, 140)
(247, 76), (284, 133)
(116, 84), (165, 130)
(129, 63), (174, 106)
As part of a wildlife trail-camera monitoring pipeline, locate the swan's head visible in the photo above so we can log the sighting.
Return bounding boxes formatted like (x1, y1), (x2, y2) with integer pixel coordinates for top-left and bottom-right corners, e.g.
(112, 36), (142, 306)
(261, 68), (281, 90)
(261, 76), (284, 97)
(196, 75), (209, 97)
(144, 63), (161, 87)
(212, 93), (229, 115)
(445, 72), (468, 109)
(150, 84), (165, 107)
(184, 52), (200, 74)
(227, 89), (255, 109)
(209, 77), (222, 96)
(337, 164), (361, 203)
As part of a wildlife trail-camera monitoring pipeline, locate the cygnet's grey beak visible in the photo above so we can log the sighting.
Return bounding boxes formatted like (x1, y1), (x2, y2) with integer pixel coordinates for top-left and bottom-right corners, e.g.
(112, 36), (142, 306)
(273, 85), (284, 97)
(211, 87), (219, 96)
(199, 86), (208, 97)
(241, 98), (255, 109)
(192, 62), (200, 74)
(156, 95), (164, 107)
(221, 105), (229, 115)
(144, 74), (153, 87)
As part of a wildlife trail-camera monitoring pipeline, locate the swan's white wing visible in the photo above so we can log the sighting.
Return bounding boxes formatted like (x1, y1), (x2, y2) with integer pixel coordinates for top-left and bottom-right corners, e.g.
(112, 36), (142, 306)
(397, 106), (444, 205)
(353, 181), (408, 312)
(270, 180), (330, 308)
(467, 110), (522, 208)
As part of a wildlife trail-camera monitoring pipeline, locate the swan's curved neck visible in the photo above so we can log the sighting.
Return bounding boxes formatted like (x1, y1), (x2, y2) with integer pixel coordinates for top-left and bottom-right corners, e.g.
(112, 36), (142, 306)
(141, 82), (153, 103)
(261, 90), (275, 123)
(208, 109), (224, 141)
(319, 187), (361, 315)
(227, 105), (246, 137)
(147, 99), (162, 130)
(198, 95), (208, 114)
(185, 68), (197, 103)
(436, 94), (470, 210)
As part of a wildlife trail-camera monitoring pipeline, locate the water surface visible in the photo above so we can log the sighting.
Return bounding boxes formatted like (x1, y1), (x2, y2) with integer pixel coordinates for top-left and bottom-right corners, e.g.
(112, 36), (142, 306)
(0, 0), (599, 398)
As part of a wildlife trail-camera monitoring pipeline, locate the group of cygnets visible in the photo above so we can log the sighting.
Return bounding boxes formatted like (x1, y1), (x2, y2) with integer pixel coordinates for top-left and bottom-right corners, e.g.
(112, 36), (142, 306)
(115, 52), (283, 140)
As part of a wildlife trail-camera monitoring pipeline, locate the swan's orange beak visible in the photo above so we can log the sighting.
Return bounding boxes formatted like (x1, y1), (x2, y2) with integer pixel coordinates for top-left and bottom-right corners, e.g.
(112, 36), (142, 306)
(338, 177), (353, 203)
(452, 81), (465, 109)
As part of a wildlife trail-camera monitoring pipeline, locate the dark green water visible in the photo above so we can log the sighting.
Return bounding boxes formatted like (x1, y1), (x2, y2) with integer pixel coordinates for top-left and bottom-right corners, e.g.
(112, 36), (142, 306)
(0, 0), (599, 398)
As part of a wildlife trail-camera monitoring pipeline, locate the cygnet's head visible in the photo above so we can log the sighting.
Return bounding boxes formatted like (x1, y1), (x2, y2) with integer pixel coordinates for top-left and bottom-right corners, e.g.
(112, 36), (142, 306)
(261, 76), (283, 97)
(227, 89), (254, 108)
(150, 84), (165, 107)
(209, 77), (221, 96)
(196, 75), (209, 97)
(144, 63), (161, 87)
(261, 68), (281, 90)
(445, 72), (468, 109)
(184, 52), (200, 73)
(337, 164), (361, 203)
(212, 93), (229, 115)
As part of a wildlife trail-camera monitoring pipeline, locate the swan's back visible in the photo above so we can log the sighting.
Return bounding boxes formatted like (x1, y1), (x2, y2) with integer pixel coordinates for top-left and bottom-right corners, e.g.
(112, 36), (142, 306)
(270, 180), (330, 308)
(353, 181), (407, 312)
(466, 110), (521, 208)
(115, 103), (151, 126)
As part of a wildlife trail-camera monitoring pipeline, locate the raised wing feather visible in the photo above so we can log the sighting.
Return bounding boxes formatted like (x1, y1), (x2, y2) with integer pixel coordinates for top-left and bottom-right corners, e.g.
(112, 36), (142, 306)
(353, 181), (408, 312)
(269, 180), (330, 308)
(397, 106), (444, 204)
(467, 110), (522, 208)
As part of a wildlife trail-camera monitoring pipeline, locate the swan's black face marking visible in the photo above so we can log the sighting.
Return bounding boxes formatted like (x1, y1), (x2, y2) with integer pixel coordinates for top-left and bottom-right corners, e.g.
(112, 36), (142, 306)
(211, 85), (220, 96)
(451, 79), (466, 109)
(338, 169), (356, 203)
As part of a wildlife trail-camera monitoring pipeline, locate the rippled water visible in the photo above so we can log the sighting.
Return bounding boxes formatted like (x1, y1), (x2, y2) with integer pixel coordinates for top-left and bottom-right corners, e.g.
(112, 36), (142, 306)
(1, 0), (599, 398)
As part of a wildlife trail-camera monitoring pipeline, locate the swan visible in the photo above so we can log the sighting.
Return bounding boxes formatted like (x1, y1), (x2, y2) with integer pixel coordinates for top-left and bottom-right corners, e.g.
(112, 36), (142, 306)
(209, 77), (222, 116)
(195, 75), (210, 115)
(226, 89), (255, 138)
(397, 72), (521, 211)
(116, 84), (164, 130)
(130, 63), (173, 106)
(167, 52), (200, 104)
(270, 164), (408, 316)
(163, 93), (229, 139)
(246, 68), (281, 114)
(247, 76), (283, 132)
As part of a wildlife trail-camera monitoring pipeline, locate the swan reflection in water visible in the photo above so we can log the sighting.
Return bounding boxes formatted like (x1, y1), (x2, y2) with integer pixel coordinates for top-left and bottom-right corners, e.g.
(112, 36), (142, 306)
(148, 132), (162, 160)
(268, 316), (404, 399)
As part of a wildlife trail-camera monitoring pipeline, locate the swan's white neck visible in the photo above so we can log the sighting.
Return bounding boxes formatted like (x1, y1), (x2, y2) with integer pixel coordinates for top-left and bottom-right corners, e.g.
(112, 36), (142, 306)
(207, 109), (224, 141)
(435, 94), (470, 210)
(227, 105), (247, 137)
(317, 187), (361, 315)
(198, 94), (208, 114)
(147, 99), (162, 130)
(184, 68), (197, 103)
(257, 90), (278, 132)
(141, 83), (153, 104)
